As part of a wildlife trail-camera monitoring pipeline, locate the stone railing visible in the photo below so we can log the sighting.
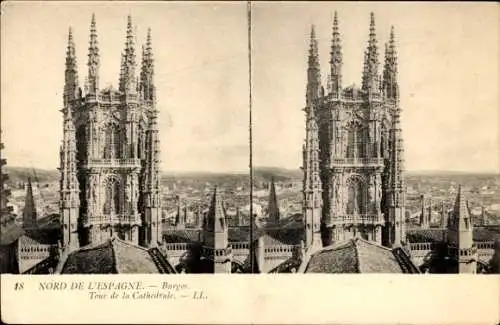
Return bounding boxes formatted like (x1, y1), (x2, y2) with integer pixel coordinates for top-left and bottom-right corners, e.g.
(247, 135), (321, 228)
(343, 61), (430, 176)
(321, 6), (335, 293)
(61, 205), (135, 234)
(231, 242), (250, 251)
(85, 214), (141, 226)
(87, 158), (141, 168)
(164, 243), (191, 252)
(331, 214), (384, 225)
(332, 157), (384, 166)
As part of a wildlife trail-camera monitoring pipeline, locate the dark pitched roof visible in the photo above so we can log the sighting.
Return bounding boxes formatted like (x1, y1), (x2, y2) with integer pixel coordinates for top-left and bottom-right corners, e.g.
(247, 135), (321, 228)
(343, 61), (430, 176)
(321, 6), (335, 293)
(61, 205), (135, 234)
(0, 221), (24, 246)
(60, 237), (176, 274)
(473, 226), (500, 242)
(268, 257), (302, 273)
(227, 226), (303, 246)
(301, 238), (419, 274)
(163, 229), (201, 243)
(406, 229), (447, 243)
(407, 226), (500, 243)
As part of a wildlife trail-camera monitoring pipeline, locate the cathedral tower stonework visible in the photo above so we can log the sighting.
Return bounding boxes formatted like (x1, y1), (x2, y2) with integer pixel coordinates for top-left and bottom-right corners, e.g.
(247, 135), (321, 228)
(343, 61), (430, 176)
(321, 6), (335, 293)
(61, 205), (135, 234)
(302, 12), (406, 249)
(59, 15), (161, 251)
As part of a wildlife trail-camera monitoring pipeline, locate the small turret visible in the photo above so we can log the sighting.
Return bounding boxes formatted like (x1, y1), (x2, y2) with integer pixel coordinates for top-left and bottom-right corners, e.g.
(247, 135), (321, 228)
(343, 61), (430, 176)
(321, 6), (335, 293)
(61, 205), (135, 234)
(203, 187), (231, 273)
(447, 185), (477, 273)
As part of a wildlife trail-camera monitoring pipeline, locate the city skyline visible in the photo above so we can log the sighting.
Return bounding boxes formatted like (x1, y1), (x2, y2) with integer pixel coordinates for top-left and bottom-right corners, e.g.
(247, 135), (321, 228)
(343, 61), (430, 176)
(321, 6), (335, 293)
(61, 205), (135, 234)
(2, 2), (499, 173)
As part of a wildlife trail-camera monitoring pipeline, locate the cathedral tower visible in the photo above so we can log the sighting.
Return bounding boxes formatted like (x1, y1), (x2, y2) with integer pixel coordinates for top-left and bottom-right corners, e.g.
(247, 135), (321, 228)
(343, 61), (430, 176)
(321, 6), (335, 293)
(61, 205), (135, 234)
(302, 13), (406, 248)
(60, 15), (161, 250)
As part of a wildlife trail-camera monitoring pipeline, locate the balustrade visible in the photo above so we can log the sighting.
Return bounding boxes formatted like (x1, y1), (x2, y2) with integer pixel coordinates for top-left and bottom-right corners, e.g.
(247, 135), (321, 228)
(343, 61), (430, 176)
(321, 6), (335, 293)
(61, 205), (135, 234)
(87, 158), (141, 167)
(330, 214), (384, 225)
(332, 157), (384, 166)
(86, 214), (141, 226)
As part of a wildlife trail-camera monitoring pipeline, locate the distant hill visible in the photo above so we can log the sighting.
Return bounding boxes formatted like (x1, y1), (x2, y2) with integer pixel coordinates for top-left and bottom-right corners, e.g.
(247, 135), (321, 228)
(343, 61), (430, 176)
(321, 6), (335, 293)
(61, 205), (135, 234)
(253, 166), (302, 182)
(4, 167), (59, 185)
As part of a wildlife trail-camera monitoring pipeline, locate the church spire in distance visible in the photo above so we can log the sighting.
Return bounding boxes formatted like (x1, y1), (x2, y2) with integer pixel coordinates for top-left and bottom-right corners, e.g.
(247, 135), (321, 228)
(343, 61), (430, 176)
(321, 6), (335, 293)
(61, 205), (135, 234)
(268, 177), (280, 224)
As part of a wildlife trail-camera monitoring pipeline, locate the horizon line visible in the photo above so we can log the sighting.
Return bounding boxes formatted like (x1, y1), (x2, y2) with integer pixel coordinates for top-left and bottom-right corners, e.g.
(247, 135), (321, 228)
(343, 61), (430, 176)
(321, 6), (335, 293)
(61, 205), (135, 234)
(4, 165), (500, 175)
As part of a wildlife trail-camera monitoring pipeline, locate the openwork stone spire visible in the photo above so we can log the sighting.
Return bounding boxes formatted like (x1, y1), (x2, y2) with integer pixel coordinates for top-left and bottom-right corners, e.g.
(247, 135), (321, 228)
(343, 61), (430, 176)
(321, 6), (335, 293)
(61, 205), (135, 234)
(329, 11), (343, 97)
(362, 12), (380, 94)
(87, 13), (100, 94)
(306, 25), (321, 107)
(383, 26), (399, 100)
(140, 28), (155, 102)
(64, 28), (79, 107)
(119, 15), (137, 93)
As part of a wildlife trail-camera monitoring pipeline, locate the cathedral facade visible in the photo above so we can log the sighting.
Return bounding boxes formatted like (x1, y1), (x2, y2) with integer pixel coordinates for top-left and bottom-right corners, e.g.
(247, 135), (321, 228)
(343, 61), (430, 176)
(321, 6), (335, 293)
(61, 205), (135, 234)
(303, 12), (405, 251)
(60, 15), (161, 252)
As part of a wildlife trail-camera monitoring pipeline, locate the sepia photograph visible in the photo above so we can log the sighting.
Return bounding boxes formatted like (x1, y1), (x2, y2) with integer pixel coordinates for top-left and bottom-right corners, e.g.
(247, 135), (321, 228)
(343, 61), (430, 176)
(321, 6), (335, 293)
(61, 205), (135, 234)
(1, 1), (499, 324)
(1, 1), (499, 276)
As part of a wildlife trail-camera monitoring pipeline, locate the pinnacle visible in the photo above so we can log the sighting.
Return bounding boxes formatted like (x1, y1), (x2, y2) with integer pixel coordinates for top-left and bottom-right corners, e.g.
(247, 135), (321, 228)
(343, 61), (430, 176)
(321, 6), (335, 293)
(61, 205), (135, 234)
(208, 187), (226, 232)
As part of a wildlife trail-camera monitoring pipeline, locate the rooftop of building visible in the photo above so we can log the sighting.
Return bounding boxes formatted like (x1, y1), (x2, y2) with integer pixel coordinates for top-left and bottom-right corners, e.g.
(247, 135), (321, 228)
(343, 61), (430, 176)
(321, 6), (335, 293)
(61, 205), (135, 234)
(298, 238), (420, 274)
(163, 226), (303, 246)
(57, 237), (176, 274)
(407, 225), (500, 244)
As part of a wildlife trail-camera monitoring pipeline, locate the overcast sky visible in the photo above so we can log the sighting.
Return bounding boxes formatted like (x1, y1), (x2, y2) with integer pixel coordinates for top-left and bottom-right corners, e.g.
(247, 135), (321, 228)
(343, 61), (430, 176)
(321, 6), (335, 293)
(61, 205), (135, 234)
(2, 2), (499, 173)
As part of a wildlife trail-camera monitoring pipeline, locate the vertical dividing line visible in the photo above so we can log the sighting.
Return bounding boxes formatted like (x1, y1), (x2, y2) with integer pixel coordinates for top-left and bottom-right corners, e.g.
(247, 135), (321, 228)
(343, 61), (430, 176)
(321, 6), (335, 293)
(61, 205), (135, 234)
(247, 0), (254, 274)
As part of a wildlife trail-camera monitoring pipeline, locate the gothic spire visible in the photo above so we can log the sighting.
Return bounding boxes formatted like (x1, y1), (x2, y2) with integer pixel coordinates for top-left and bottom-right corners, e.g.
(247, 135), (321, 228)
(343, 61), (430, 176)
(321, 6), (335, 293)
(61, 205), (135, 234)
(119, 15), (137, 94)
(306, 25), (321, 107)
(329, 11), (343, 97)
(268, 177), (280, 223)
(140, 27), (155, 102)
(206, 187), (227, 232)
(87, 13), (100, 94)
(64, 27), (79, 107)
(383, 26), (399, 100)
(22, 177), (37, 228)
(362, 12), (380, 94)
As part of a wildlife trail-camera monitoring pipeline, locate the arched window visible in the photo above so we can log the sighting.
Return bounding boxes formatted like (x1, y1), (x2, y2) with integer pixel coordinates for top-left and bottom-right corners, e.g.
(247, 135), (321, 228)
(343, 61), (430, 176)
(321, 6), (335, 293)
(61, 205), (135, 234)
(346, 176), (367, 215)
(103, 124), (121, 159)
(346, 124), (367, 159)
(103, 177), (121, 215)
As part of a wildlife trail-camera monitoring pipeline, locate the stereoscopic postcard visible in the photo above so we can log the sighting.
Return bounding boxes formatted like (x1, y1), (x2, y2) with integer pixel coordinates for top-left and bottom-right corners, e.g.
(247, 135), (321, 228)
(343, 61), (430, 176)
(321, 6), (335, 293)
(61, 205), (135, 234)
(1, 1), (499, 324)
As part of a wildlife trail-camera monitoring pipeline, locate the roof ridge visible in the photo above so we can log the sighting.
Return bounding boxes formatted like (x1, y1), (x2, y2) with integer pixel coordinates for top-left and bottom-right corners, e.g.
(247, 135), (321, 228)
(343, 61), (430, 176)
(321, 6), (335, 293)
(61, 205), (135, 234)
(112, 236), (150, 251)
(110, 237), (120, 273)
(352, 238), (362, 273)
(356, 237), (393, 251)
